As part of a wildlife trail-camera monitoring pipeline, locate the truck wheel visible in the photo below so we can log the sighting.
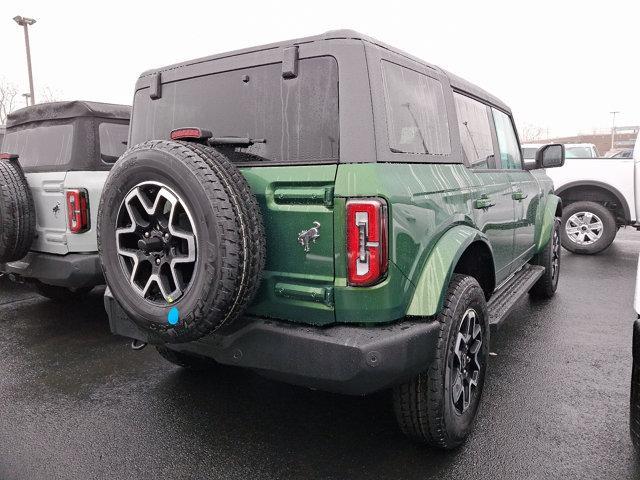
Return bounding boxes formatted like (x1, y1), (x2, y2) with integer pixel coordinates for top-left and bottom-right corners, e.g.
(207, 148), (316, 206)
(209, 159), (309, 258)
(631, 320), (640, 448)
(0, 159), (36, 263)
(35, 282), (93, 301)
(156, 346), (216, 371)
(561, 201), (616, 255)
(393, 274), (489, 449)
(529, 218), (561, 299)
(98, 140), (265, 344)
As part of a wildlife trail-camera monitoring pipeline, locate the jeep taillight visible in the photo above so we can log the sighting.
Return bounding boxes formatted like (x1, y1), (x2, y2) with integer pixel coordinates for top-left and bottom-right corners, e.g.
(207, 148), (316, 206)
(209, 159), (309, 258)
(66, 189), (90, 234)
(346, 198), (388, 286)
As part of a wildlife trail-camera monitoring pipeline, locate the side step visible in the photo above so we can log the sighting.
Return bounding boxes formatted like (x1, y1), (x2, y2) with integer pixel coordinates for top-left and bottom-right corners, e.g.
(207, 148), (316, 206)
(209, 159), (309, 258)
(487, 264), (545, 332)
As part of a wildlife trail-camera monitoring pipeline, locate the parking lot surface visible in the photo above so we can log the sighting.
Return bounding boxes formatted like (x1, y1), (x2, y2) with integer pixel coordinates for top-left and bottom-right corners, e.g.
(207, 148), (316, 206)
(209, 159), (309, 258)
(0, 231), (639, 480)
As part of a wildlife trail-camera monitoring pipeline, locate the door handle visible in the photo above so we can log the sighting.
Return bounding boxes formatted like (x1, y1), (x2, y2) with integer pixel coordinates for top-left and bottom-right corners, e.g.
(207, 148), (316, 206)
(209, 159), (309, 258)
(474, 195), (496, 210)
(512, 190), (528, 201)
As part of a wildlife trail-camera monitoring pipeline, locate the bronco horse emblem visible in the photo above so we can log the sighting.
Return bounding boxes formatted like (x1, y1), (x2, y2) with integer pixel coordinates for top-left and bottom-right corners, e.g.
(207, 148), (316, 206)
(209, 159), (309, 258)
(297, 221), (321, 253)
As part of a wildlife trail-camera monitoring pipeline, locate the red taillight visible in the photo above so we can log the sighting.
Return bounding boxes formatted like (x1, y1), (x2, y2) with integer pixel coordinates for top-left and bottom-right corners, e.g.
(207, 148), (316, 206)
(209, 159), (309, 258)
(0, 153), (19, 161)
(346, 198), (388, 286)
(66, 189), (90, 234)
(170, 128), (212, 141)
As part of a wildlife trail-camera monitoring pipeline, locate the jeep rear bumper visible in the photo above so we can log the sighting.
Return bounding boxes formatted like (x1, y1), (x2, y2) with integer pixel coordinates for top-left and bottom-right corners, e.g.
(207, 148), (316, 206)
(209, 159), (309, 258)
(1, 252), (103, 289)
(105, 288), (441, 396)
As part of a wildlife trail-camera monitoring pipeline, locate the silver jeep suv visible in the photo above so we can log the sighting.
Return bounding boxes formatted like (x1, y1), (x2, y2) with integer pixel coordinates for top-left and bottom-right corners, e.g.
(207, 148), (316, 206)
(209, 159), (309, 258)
(0, 101), (130, 300)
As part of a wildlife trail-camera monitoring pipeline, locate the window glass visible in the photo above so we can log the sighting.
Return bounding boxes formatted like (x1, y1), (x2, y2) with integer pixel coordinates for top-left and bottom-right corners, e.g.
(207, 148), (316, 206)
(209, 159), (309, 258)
(131, 56), (339, 163)
(522, 147), (538, 160)
(453, 93), (494, 168)
(381, 61), (451, 155)
(565, 146), (594, 158)
(492, 108), (522, 169)
(2, 124), (73, 168)
(99, 122), (129, 163)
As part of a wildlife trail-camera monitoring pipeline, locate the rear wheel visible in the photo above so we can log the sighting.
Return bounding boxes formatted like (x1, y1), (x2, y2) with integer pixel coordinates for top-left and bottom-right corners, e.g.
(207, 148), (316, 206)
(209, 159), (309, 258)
(0, 158), (36, 262)
(393, 274), (489, 449)
(35, 282), (93, 301)
(561, 201), (616, 255)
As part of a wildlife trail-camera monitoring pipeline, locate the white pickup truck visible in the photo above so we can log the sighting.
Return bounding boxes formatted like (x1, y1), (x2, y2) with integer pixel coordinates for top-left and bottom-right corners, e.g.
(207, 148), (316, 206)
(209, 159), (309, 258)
(523, 141), (640, 254)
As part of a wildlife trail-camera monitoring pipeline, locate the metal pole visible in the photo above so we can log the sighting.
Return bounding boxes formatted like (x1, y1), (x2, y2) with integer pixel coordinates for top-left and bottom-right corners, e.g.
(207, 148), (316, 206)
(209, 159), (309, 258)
(610, 111), (619, 150)
(22, 23), (35, 105)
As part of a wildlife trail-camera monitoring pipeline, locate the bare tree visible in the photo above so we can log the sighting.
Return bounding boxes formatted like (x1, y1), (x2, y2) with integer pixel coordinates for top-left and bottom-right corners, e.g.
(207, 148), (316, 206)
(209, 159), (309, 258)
(520, 123), (547, 142)
(0, 78), (19, 125)
(40, 86), (63, 104)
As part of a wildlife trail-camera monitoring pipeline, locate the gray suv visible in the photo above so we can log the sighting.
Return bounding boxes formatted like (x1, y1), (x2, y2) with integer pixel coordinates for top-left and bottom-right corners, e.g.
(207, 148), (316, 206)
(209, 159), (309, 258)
(0, 101), (130, 299)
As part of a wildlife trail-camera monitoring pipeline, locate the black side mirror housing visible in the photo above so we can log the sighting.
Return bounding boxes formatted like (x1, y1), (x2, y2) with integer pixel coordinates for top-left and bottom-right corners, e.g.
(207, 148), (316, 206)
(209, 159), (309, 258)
(524, 144), (565, 170)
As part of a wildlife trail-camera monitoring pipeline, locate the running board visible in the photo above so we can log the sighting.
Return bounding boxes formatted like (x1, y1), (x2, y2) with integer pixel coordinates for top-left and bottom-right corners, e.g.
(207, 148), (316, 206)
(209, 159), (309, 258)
(488, 264), (545, 332)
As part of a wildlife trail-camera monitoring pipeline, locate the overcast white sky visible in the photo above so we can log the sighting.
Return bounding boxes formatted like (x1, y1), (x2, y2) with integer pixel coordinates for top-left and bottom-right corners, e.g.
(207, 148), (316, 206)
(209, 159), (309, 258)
(1, 0), (638, 137)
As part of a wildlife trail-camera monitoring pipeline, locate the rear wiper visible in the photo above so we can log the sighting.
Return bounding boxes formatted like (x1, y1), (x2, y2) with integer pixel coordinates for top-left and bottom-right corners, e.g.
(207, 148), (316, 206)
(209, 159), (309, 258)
(209, 137), (266, 148)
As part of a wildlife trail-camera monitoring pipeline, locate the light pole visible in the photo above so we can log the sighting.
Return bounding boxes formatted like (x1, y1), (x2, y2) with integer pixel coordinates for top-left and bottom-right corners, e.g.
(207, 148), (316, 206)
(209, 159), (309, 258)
(13, 15), (36, 106)
(21, 93), (30, 107)
(610, 111), (620, 151)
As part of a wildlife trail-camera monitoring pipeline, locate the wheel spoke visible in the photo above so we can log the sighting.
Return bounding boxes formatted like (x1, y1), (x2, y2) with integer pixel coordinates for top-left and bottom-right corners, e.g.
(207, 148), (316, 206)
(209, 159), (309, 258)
(452, 373), (464, 403)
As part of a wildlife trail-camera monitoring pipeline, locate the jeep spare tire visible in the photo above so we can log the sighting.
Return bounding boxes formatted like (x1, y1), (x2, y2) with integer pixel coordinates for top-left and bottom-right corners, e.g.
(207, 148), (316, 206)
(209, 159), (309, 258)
(97, 140), (265, 343)
(0, 156), (36, 263)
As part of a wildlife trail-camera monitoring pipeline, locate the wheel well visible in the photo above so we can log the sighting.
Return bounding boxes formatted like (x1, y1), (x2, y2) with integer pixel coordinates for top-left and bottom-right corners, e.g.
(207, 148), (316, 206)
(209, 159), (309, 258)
(557, 185), (628, 223)
(453, 241), (495, 300)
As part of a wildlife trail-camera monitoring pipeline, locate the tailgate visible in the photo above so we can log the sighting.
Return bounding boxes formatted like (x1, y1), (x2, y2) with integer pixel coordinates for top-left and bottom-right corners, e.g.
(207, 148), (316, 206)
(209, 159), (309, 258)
(241, 165), (337, 326)
(26, 172), (69, 255)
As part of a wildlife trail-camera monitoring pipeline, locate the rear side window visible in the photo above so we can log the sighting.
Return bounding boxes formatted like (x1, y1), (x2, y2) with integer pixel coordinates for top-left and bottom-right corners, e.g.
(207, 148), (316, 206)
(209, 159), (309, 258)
(131, 56), (339, 163)
(491, 108), (522, 170)
(99, 122), (129, 163)
(453, 93), (494, 168)
(381, 61), (451, 155)
(2, 124), (73, 169)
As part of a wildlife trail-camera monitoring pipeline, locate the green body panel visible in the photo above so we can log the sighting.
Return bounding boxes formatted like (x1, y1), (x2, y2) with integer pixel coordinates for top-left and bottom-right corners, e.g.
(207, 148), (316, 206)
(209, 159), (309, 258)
(236, 161), (555, 326)
(533, 193), (562, 252)
(406, 225), (487, 317)
(240, 164), (338, 326)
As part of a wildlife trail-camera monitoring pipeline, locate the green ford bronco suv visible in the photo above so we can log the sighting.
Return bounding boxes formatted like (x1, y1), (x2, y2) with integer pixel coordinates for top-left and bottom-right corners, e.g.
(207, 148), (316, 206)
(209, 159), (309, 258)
(100, 30), (564, 449)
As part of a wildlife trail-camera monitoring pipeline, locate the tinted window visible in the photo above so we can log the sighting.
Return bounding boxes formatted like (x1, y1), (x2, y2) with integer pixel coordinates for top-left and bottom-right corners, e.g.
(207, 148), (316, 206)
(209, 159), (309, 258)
(131, 57), (339, 163)
(492, 108), (522, 169)
(453, 93), (494, 168)
(522, 147), (538, 160)
(99, 122), (129, 163)
(381, 61), (450, 155)
(3, 124), (73, 168)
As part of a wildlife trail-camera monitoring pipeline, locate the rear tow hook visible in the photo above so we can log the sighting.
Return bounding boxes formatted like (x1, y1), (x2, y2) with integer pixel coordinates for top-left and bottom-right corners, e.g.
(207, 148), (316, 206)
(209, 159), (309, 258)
(131, 339), (148, 351)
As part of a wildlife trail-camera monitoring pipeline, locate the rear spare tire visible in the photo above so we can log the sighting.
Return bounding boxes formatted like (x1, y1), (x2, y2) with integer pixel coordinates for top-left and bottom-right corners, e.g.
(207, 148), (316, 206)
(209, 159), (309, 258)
(560, 201), (616, 255)
(97, 140), (265, 344)
(0, 158), (36, 262)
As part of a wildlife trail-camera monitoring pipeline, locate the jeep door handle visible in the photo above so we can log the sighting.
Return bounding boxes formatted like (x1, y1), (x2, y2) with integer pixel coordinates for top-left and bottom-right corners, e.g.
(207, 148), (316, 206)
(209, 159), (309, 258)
(512, 190), (528, 201)
(474, 195), (496, 210)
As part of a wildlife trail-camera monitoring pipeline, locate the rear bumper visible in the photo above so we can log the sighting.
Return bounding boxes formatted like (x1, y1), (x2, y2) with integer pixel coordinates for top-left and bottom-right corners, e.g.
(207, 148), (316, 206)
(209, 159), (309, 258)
(1, 251), (103, 289)
(105, 289), (441, 396)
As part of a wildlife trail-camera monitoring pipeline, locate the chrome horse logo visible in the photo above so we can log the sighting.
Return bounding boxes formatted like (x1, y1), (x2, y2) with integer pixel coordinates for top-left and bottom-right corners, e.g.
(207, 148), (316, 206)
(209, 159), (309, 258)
(297, 221), (321, 253)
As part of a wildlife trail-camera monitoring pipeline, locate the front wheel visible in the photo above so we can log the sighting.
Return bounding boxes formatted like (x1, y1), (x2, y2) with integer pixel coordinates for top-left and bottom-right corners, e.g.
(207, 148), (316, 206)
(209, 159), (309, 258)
(529, 218), (561, 299)
(561, 201), (616, 255)
(393, 274), (489, 449)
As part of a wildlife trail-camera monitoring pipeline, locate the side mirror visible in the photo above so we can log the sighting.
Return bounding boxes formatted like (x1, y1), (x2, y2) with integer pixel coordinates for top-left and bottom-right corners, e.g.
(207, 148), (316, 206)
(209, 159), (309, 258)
(525, 144), (565, 170)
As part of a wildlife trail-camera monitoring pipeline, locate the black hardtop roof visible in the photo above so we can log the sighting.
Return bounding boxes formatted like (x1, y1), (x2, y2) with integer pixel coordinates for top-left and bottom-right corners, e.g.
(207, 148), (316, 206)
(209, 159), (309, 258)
(138, 29), (510, 113)
(7, 100), (131, 128)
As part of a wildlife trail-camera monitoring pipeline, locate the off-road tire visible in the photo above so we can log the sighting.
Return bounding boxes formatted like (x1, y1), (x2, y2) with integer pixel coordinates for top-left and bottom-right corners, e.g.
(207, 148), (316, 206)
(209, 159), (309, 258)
(0, 159), (36, 263)
(35, 282), (93, 301)
(631, 320), (640, 448)
(97, 140), (266, 344)
(156, 346), (216, 371)
(393, 274), (489, 449)
(561, 201), (616, 255)
(529, 218), (561, 299)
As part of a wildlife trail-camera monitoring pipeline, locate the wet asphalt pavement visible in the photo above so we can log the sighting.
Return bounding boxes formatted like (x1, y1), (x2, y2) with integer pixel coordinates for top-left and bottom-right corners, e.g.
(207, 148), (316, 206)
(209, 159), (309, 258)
(1, 231), (639, 480)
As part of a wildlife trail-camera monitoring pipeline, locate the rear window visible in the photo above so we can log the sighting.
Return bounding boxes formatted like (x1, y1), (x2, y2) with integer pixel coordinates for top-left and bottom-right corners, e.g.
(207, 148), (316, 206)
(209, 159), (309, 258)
(381, 60), (451, 155)
(2, 124), (74, 168)
(131, 56), (339, 163)
(99, 122), (129, 163)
